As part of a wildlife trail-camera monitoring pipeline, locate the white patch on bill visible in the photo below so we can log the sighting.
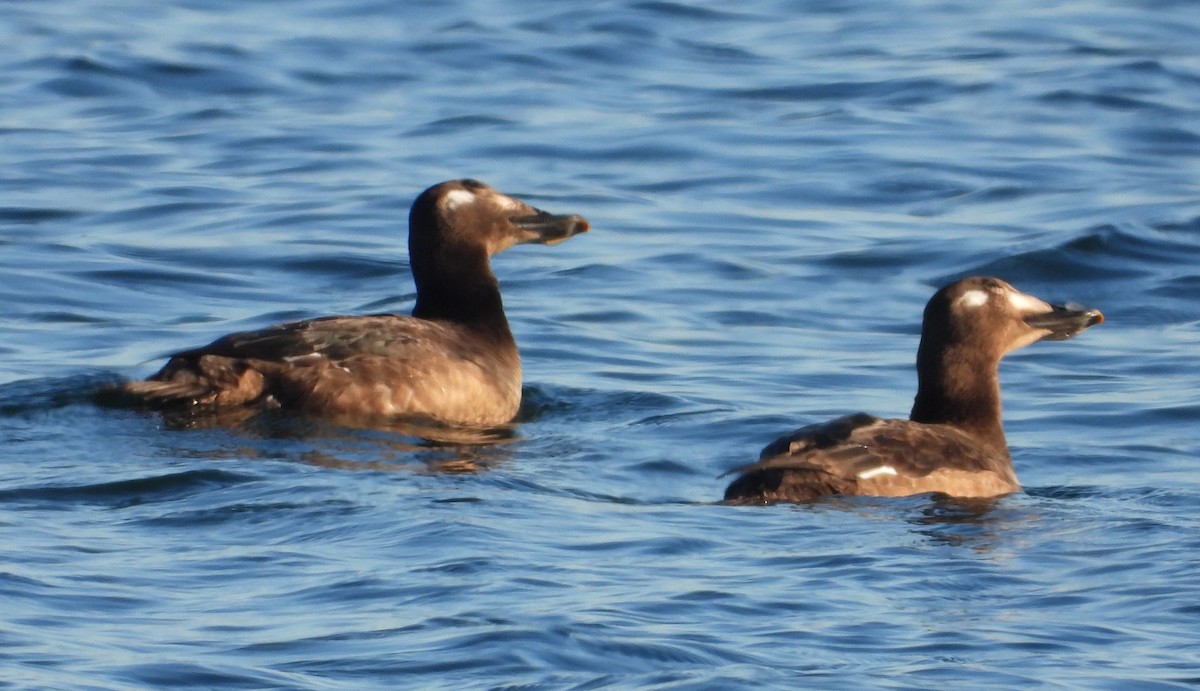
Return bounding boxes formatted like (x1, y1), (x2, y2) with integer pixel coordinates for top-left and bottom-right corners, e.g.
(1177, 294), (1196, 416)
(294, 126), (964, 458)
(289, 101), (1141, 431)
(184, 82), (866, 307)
(495, 194), (525, 211)
(1006, 289), (1051, 314)
(442, 189), (476, 211)
(957, 289), (989, 309)
(857, 465), (898, 480)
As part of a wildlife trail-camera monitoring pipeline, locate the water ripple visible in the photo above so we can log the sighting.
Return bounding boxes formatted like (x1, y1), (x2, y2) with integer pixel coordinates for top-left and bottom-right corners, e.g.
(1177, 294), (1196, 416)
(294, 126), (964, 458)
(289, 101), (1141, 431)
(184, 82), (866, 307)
(2, 0), (1199, 688)
(0, 469), (259, 508)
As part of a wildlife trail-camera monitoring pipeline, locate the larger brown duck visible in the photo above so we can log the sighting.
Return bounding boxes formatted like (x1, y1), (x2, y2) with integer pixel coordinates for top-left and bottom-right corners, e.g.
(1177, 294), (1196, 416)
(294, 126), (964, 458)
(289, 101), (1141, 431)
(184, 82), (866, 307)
(118, 179), (589, 427)
(723, 277), (1103, 504)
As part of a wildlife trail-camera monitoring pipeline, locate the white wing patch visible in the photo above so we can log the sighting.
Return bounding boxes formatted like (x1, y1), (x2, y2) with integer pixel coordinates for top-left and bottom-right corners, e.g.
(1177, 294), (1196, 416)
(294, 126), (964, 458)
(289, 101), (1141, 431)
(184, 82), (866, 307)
(957, 289), (989, 309)
(857, 465), (898, 480)
(284, 353), (324, 364)
(442, 189), (476, 211)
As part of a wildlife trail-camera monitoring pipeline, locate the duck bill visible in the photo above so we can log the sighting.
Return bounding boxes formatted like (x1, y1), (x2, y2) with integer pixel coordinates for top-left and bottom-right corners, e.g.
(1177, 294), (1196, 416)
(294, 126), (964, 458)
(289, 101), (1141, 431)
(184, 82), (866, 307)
(512, 210), (590, 246)
(1024, 303), (1105, 341)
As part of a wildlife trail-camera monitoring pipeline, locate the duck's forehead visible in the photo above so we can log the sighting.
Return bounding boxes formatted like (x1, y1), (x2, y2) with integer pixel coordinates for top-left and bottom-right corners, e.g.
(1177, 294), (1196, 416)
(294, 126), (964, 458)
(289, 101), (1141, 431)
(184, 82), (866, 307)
(955, 283), (1051, 313)
(441, 187), (526, 213)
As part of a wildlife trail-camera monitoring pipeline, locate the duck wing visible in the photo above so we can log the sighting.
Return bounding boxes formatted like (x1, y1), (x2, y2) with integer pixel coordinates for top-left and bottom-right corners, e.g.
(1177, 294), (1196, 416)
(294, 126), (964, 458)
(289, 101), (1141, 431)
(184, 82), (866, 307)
(121, 315), (458, 409)
(170, 314), (421, 363)
(723, 413), (1016, 503)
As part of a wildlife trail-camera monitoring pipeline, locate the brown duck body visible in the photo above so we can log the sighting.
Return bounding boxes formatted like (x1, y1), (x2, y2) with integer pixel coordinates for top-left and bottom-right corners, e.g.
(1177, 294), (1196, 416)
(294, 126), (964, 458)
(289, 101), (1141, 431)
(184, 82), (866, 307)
(120, 179), (588, 427)
(127, 314), (522, 426)
(724, 277), (1103, 504)
(723, 413), (1018, 503)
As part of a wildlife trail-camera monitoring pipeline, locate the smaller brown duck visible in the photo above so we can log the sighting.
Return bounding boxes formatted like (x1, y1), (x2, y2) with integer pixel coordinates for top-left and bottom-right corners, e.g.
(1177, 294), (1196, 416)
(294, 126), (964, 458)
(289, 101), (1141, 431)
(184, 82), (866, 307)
(723, 277), (1103, 504)
(118, 179), (589, 427)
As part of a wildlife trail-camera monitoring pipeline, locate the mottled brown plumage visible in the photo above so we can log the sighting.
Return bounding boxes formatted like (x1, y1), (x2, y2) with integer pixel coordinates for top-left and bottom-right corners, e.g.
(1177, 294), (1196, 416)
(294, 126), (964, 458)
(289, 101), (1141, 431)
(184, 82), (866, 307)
(724, 277), (1103, 504)
(118, 179), (589, 427)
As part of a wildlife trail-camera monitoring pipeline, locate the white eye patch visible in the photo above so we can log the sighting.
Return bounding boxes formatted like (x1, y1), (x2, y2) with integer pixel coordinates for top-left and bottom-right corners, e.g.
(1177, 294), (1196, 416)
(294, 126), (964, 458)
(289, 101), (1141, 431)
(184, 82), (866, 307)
(442, 189), (476, 211)
(956, 289), (990, 309)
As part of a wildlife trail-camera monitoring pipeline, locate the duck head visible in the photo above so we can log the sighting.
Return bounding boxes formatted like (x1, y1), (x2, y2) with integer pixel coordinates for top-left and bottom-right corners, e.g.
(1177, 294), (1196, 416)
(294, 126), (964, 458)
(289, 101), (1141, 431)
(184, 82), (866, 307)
(920, 276), (1104, 363)
(409, 179), (589, 259)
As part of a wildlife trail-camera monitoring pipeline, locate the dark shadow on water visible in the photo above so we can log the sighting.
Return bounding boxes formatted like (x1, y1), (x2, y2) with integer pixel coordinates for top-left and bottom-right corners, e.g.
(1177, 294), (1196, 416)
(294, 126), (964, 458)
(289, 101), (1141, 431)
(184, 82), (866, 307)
(904, 494), (1018, 549)
(717, 488), (1031, 552)
(136, 407), (519, 475)
(0, 370), (126, 417)
(231, 410), (521, 475)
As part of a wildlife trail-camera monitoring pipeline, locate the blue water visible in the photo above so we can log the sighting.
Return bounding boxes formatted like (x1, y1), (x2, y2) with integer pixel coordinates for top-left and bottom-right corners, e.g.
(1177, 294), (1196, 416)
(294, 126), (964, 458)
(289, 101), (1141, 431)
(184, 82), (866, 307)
(2, 0), (1199, 687)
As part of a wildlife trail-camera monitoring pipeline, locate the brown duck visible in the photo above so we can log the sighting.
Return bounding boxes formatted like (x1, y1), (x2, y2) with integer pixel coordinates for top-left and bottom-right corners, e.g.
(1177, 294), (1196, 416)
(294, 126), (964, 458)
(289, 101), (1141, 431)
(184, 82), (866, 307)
(723, 277), (1103, 504)
(118, 179), (589, 427)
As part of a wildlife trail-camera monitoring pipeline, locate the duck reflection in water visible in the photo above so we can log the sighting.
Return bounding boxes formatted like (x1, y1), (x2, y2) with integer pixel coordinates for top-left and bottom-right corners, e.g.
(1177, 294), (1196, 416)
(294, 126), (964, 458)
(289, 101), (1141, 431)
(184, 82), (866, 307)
(146, 406), (523, 475)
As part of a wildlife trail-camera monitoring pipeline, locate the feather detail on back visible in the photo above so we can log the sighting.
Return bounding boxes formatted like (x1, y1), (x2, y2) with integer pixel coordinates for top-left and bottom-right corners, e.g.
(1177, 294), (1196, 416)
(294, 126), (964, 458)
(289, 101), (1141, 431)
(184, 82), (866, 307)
(124, 315), (522, 426)
(723, 413), (1018, 504)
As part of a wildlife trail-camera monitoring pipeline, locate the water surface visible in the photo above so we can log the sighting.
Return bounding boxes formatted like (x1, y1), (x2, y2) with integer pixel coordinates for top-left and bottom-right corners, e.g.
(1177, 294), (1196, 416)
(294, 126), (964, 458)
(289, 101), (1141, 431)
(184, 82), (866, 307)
(2, 0), (1199, 688)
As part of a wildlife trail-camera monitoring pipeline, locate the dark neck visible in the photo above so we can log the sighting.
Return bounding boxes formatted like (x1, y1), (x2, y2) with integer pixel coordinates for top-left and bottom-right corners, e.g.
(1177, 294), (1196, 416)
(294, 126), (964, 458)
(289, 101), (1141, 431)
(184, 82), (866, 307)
(410, 244), (512, 336)
(909, 343), (1008, 457)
